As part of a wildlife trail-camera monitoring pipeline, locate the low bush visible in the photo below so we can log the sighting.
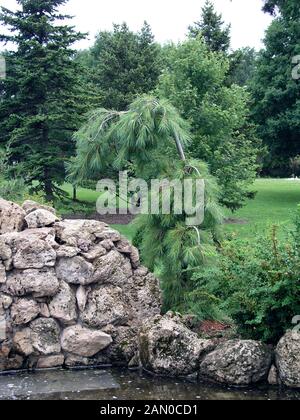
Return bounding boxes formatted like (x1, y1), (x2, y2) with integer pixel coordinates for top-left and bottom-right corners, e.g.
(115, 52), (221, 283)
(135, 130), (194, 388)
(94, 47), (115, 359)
(191, 207), (300, 344)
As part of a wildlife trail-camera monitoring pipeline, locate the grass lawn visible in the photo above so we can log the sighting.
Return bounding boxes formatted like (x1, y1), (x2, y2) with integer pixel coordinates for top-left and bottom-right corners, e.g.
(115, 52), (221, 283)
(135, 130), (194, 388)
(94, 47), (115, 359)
(224, 178), (300, 239)
(60, 179), (300, 241)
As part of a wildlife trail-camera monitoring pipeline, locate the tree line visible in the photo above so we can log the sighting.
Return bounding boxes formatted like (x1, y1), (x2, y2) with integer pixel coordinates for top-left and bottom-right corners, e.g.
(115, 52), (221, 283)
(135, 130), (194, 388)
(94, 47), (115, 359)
(0, 0), (299, 205)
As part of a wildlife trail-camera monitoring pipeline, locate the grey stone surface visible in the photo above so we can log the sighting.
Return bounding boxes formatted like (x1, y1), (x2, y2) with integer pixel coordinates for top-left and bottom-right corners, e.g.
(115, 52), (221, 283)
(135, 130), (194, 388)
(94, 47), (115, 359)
(139, 313), (215, 377)
(276, 331), (300, 388)
(61, 324), (112, 357)
(199, 340), (272, 386)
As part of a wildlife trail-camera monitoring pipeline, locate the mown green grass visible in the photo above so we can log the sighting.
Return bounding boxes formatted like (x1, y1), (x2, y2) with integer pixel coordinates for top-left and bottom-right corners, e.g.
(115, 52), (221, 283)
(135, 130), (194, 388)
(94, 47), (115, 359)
(60, 179), (300, 241)
(224, 179), (300, 239)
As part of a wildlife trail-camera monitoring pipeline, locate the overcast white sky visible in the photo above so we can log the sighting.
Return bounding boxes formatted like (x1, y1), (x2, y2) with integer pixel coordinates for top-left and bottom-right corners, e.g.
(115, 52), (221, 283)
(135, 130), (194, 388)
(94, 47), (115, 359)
(0, 0), (273, 51)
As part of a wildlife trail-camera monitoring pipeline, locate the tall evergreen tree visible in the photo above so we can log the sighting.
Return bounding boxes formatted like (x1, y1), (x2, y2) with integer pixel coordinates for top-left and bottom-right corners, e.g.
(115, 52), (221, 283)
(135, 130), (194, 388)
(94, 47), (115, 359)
(158, 39), (260, 212)
(69, 95), (223, 311)
(188, 0), (231, 53)
(251, 0), (300, 175)
(227, 47), (258, 87)
(0, 0), (87, 199)
(90, 22), (162, 111)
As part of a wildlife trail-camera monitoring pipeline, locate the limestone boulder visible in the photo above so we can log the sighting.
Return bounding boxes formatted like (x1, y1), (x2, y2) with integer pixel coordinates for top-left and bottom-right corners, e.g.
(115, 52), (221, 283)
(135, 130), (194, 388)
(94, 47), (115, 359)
(54, 220), (109, 247)
(36, 355), (64, 369)
(61, 324), (112, 357)
(0, 294), (12, 310)
(130, 271), (162, 322)
(1, 228), (57, 270)
(200, 340), (272, 386)
(56, 245), (79, 258)
(102, 325), (138, 365)
(0, 262), (6, 284)
(11, 298), (40, 325)
(49, 281), (77, 325)
(22, 200), (56, 216)
(139, 313), (215, 377)
(268, 365), (279, 386)
(5, 268), (59, 298)
(76, 285), (89, 312)
(92, 250), (132, 285)
(81, 245), (107, 261)
(29, 318), (61, 355)
(55, 256), (94, 285)
(0, 237), (13, 270)
(0, 199), (25, 234)
(80, 285), (130, 328)
(276, 331), (300, 388)
(25, 209), (59, 229)
(12, 231), (57, 269)
(13, 329), (33, 356)
(0, 354), (23, 371)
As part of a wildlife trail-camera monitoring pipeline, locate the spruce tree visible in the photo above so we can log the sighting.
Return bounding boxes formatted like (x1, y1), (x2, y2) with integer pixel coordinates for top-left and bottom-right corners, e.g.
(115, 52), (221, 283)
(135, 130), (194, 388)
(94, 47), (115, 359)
(188, 0), (231, 53)
(0, 0), (87, 199)
(89, 22), (162, 111)
(251, 0), (300, 175)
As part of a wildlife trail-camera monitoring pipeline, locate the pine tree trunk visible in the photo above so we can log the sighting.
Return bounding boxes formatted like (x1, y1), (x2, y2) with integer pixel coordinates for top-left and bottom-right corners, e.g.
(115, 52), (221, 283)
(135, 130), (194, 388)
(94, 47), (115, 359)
(72, 185), (77, 201)
(42, 125), (54, 202)
(44, 169), (54, 202)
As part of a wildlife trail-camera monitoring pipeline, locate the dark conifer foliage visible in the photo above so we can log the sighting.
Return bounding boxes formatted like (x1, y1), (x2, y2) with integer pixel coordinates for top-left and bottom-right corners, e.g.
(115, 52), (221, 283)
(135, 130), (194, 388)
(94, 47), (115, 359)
(0, 0), (88, 199)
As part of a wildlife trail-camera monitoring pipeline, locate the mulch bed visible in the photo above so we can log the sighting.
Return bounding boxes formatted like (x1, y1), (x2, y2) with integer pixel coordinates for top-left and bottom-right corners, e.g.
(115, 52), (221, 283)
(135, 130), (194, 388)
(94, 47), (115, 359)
(62, 213), (248, 227)
(62, 212), (136, 225)
(224, 217), (248, 225)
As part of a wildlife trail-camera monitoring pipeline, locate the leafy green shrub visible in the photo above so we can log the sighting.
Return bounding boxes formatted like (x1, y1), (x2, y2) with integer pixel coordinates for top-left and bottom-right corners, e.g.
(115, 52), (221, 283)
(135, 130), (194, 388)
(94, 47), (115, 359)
(192, 209), (300, 343)
(0, 150), (27, 202)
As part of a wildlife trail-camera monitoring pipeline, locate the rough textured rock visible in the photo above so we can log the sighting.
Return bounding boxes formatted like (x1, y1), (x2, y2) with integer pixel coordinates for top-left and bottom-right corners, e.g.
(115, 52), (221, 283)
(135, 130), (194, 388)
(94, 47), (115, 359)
(81, 286), (130, 328)
(54, 220), (110, 247)
(25, 209), (59, 229)
(13, 329), (33, 356)
(139, 313), (215, 377)
(130, 271), (162, 321)
(92, 250), (132, 285)
(56, 256), (94, 285)
(2, 228), (57, 269)
(0, 262), (6, 284)
(56, 245), (79, 258)
(29, 318), (61, 355)
(276, 331), (300, 388)
(199, 340), (272, 386)
(36, 355), (64, 369)
(0, 294), (12, 310)
(13, 238), (56, 270)
(39, 303), (50, 318)
(0, 237), (13, 270)
(268, 365), (279, 386)
(0, 199), (162, 372)
(22, 200), (56, 216)
(64, 353), (110, 368)
(102, 325), (138, 365)
(11, 298), (40, 325)
(5, 268), (59, 297)
(49, 281), (77, 325)
(0, 199), (25, 234)
(82, 245), (107, 261)
(0, 354), (23, 371)
(61, 324), (112, 357)
(76, 285), (89, 312)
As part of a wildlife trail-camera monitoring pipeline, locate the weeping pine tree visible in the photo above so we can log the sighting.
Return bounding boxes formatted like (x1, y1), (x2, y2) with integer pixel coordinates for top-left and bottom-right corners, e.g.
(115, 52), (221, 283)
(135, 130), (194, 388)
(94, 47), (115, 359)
(69, 96), (224, 311)
(0, 0), (88, 199)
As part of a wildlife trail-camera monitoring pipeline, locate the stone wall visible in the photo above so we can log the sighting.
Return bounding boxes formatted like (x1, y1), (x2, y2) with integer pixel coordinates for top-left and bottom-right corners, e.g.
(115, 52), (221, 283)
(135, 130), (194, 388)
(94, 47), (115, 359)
(0, 199), (161, 370)
(0, 199), (299, 390)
